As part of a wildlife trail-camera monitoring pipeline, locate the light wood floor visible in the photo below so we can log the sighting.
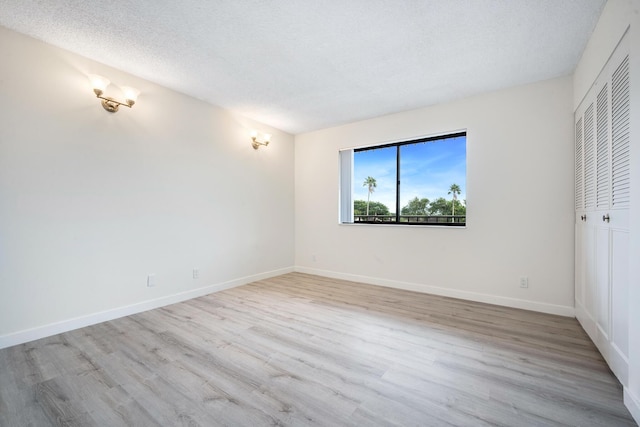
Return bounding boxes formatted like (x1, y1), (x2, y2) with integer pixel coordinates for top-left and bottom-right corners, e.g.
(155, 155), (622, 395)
(0, 272), (636, 426)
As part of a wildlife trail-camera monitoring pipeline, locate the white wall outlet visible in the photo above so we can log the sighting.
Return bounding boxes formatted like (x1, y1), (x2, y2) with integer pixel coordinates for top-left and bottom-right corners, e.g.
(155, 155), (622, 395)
(193, 268), (200, 279)
(147, 274), (156, 287)
(520, 277), (529, 288)
(312, 254), (317, 262)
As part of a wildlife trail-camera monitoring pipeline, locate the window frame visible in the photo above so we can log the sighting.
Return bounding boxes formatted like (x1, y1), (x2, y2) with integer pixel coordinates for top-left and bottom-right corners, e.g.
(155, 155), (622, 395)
(340, 131), (467, 227)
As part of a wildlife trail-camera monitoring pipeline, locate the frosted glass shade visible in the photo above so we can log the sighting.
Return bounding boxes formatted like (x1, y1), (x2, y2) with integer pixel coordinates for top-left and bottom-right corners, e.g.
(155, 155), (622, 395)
(88, 74), (110, 92)
(121, 86), (140, 103)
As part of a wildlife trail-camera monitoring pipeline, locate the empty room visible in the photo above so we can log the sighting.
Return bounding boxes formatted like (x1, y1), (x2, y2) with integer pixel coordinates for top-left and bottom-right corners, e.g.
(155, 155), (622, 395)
(1, 0), (639, 425)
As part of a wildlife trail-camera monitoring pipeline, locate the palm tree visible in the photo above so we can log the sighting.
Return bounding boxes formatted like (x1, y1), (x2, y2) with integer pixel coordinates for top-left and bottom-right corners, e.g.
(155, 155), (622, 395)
(448, 183), (461, 220)
(363, 176), (377, 216)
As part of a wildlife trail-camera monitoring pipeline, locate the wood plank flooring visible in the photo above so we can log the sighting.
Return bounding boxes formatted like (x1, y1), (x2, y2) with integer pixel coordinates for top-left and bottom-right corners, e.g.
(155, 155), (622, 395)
(0, 272), (636, 426)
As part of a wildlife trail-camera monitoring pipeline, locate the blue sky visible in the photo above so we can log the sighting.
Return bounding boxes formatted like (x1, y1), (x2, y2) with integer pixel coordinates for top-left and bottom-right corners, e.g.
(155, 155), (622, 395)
(353, 136), (466, 212)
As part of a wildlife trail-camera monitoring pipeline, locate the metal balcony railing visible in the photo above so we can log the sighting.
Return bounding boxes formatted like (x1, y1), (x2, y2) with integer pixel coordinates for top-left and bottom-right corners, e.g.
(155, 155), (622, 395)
(353, 214), (465, 225)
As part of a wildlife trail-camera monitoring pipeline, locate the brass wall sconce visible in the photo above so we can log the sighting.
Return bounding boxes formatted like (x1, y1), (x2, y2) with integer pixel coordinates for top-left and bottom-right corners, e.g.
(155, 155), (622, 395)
(88, 74), (140, 113)
(251, 131), (271, 149)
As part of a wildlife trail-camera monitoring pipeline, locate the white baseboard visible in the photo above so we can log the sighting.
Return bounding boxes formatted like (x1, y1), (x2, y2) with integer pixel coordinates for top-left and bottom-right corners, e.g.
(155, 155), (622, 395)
(625, 388), (640, 425)
(0, 267), (294, 350)
(295, 266), (575, 317)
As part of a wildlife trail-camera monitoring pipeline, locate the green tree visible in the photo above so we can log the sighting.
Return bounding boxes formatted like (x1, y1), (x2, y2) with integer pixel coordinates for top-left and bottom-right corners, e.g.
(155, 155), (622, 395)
(354, 200), (390, 216)
(429, 197), (450, 215)
(457, 200), (466, 214)
(428, 197), (466, 223)
(401, 197), (430, 216)
(363, 176), (377, 215)
(448, 183), (462, 217)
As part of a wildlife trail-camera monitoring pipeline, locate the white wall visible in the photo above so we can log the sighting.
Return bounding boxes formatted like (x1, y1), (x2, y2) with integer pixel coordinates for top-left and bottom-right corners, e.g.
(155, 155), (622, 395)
(573, 0), (639, 422)
(573, 0), (632, 110)
(0, 27), (295, 348)
(295, 76), (575, 316)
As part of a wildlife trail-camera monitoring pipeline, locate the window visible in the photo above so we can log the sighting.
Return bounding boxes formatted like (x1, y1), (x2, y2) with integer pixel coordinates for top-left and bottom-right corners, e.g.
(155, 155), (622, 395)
(340, 132), (466, 226)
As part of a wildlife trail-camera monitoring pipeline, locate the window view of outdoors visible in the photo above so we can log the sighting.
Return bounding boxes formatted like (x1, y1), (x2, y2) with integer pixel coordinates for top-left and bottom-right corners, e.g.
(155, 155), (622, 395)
(353, 133), (466, 225)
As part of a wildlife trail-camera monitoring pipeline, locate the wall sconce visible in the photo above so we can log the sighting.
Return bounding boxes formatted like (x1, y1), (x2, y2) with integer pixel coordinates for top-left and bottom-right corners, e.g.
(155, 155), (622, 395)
(88, 74), (140, 113)
(251, 131), (271, 149)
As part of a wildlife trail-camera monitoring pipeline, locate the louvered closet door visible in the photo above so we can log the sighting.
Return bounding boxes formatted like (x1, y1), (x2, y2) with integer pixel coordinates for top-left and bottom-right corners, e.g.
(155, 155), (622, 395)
(594, 81), (610, 340)
(593, 82), (609, 339)
(574, 32), (630, 385)
(584, 100), (598, 330)
(609, 51), (630, 371)
(574, 94), (597, 331)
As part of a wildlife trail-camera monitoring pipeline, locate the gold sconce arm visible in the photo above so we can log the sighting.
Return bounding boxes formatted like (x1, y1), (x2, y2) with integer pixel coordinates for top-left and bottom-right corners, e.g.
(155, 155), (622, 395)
(251, 131), (271, 149)
(93, 89), (135, 113)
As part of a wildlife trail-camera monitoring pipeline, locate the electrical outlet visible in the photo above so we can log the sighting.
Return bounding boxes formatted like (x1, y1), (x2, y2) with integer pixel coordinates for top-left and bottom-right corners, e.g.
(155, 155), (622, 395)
(312, 254), (317, 262)
(193, 268), (200, 279)
(520, 277), (529, 288)
(147, 274), (156, 287)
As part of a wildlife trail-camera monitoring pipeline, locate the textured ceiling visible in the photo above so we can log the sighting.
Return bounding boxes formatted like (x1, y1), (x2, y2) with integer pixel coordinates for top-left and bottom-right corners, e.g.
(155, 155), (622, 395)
(0, 0), (605, 134)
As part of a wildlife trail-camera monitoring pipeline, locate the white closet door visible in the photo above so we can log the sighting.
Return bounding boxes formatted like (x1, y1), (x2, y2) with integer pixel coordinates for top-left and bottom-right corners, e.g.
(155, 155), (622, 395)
(574, 32), (630, 385)
(609, 51), (630, 374)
